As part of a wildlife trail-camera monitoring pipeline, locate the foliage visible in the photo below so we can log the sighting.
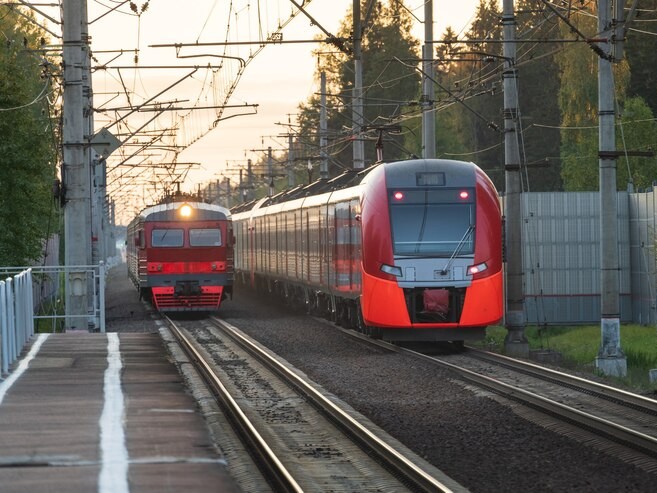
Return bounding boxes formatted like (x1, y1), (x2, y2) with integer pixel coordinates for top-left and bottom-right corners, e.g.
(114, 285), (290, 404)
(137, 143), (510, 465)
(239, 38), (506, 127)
(455, 0), (505, 187)
(553, 6), (598, 191)
(553, 3), (656, 191)
(625, 0), (657, 117)
(477, 324), (657, 390)
(513, 0), (563, 191)
(402, 26), (474, 163)
(231, 0), (657, 197)
(408, 0), (564, 191)
(617, 97), (657, 190)
(297, 0), (420, 175)
(0, 9), (58, 265)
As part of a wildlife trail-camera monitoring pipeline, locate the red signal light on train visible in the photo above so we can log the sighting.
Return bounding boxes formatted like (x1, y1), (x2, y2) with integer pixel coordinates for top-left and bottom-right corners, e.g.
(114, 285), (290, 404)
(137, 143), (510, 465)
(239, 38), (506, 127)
(467, 262), (488, 275)
(459, 190), (469, 199)
(393, 191), (404, 201)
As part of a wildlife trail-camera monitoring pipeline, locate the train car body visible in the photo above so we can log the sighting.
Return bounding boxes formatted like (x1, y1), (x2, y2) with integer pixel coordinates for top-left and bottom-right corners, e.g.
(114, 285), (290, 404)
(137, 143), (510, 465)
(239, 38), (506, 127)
(127, 201), (234, 312)
(232, 159), (502, 342)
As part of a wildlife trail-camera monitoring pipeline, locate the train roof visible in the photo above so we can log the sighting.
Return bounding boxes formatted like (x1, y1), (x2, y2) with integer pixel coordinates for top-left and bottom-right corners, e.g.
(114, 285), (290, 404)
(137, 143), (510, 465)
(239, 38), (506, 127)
(231, 168), (369, 214)
(136, 201), (231, 222)
(229, 159), (486, 216)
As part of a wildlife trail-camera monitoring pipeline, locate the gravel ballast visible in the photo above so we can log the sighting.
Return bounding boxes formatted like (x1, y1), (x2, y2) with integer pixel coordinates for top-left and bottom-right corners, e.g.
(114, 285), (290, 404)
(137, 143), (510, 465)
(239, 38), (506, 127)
(105, 265), (657, 492)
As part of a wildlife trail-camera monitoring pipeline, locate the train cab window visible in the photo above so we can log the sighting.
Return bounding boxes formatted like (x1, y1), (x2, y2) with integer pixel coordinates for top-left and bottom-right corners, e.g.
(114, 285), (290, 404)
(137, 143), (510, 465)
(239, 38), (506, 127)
(190, 228), (222, 247)
(389, 189), (475, 256)
(152, 229), (184, 247)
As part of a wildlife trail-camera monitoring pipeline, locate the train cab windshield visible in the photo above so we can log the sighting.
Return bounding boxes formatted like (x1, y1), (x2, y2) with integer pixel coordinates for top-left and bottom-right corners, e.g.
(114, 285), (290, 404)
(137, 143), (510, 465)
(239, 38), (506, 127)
(190, 228), (222, 247)
(389, 188), (475, 257)
(151, 228), (223, 247)
(152, 229), (184, 247)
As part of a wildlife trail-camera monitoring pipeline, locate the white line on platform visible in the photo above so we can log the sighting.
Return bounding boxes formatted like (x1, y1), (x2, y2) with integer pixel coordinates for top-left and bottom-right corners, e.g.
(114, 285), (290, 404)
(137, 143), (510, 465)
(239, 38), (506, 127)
(0, 333), (50, 406)
(98, 333), (130, 493)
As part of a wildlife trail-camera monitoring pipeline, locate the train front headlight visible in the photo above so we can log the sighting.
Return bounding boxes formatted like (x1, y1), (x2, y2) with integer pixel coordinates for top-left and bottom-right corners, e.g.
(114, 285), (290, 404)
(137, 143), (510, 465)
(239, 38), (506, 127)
(380, 263), (403, 277)
(179, 203), (193, 218)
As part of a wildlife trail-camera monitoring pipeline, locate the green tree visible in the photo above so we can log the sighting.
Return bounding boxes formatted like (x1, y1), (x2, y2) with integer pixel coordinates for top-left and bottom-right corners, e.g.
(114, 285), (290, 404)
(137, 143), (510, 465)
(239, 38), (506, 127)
(431, 0), (564, 191)
(0, 9), (58, 265)
(512, 0), (563, 191)
(616, 96), (657, 190)
(298, 0), (420, 175)
(554, 8), (598, 190)
(403, 26), (471, 160)
(458, 0), (504, 186)
(556, 4), (631, 191)
(403, 1), (509, 186)
(625, 0), (657, 116)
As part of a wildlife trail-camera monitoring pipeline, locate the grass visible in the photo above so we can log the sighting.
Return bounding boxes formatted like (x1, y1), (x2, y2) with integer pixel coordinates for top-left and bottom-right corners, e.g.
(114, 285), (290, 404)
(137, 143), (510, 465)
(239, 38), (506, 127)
(33, 271), (66, 333)
(34, 296), (65, 333)
(472, 324), (657, 393)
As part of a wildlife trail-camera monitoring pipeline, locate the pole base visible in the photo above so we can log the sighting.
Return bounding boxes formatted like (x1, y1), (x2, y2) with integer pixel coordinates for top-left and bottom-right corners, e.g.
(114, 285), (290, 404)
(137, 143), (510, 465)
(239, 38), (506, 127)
(504, 330), (529, 358)
(596, 318), (626, 377)
(595, 355), (627, 378)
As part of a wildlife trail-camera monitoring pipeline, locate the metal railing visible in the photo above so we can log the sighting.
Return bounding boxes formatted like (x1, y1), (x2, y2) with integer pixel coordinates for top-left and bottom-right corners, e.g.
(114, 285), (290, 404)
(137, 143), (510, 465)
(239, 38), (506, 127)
(1, 269), (35, 375)
(0, 263), (107, 376)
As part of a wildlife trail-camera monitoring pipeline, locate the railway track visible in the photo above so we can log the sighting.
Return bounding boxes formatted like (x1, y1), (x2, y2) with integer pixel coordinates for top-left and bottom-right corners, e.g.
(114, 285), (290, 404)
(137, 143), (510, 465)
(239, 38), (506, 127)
(164, 315), (466, 493)
(330, 325), (657, 471)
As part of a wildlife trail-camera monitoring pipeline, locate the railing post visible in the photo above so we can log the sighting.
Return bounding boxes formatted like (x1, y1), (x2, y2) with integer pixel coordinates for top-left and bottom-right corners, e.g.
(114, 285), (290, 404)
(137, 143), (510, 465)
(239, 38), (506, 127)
(6, 278), (15, 366)
(16, 273), (25, 348)
(99, 262), (106, 333)
(26, 269), (34, 337)
(0, 281), (7, 375)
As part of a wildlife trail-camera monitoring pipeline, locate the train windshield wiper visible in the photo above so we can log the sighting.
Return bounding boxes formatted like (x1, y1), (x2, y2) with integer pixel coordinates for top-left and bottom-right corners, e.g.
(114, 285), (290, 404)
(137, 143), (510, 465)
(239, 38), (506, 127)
(440, 225), (474, 275)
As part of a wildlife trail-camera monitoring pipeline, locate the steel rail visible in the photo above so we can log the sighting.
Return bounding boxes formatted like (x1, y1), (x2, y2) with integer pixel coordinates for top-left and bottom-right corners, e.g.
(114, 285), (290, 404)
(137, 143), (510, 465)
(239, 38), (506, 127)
(328, 324), (657, 458)
(464, 346), (657, 415)
(210, 316), (457, 493)
(164, 316), (304, 493)
(422, 355), (657, 458)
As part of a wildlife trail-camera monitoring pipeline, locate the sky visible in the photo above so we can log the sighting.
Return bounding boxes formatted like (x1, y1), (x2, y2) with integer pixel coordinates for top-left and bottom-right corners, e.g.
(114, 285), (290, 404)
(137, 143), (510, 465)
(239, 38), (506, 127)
(43, 1), (483, 220)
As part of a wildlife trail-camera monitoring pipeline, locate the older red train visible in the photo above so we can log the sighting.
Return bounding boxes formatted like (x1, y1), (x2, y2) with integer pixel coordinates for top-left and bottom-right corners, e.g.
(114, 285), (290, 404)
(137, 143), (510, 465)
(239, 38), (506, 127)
(127, 198), (234, 312)
(231, 158), (503, 343)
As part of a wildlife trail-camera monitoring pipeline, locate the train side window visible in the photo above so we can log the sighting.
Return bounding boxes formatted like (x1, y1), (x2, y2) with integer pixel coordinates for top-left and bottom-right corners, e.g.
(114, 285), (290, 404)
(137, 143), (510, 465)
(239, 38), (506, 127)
(190, 228), (222, 247)
(152, 229), (184, 247)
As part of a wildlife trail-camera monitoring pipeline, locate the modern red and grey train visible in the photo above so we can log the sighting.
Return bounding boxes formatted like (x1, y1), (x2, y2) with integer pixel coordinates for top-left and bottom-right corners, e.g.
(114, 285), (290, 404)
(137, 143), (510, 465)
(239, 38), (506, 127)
(231, 158), (503, 342)
(127, 198), (234, 312)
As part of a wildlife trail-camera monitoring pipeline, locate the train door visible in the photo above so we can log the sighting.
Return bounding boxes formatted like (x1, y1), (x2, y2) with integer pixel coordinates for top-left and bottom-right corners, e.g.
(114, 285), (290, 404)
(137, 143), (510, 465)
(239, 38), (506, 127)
(294, 211), (301, 281)
(258, 216), (265, 274)
(307, 207), (320, 285)
(275, 214), (281, 276)
(248, 217), (255, 286)
(327, 203), (336, 290)
(266, 215), (272, 275)
(350, 198), (362, 293)
(319, 205), (326, 286)
(334, 201), (350, 293)
(303, 210), (310, 283)
(255, 216), (261, 274)
(285, 212), (292, 279)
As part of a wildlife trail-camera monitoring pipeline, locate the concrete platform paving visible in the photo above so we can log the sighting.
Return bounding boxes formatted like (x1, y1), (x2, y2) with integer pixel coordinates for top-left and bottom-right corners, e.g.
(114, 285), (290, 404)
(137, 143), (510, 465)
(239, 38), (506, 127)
(0, 332), (241, 493)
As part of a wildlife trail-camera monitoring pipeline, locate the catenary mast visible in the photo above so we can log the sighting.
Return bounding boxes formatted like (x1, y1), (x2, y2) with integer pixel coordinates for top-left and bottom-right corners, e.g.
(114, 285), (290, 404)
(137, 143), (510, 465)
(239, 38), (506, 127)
(62, 0), (92, 330)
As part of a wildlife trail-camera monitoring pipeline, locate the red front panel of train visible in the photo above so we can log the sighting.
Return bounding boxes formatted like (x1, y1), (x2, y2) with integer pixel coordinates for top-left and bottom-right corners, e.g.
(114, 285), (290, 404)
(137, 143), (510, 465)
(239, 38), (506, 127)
(359, 160), (503, 330)
(151, 286), (225, 311)
(144, 220), (233, 311)
(360, 270), (503, 328)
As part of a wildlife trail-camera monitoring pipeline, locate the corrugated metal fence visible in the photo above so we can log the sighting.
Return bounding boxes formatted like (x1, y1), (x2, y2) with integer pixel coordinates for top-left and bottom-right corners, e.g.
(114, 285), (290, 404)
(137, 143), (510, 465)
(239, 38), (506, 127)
(520, 189), (657, 325)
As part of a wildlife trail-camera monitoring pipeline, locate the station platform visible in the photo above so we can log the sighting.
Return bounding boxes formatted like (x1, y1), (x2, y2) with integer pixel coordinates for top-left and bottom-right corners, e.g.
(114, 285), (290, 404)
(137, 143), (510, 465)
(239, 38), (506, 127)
(0, 331), (240, 493)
